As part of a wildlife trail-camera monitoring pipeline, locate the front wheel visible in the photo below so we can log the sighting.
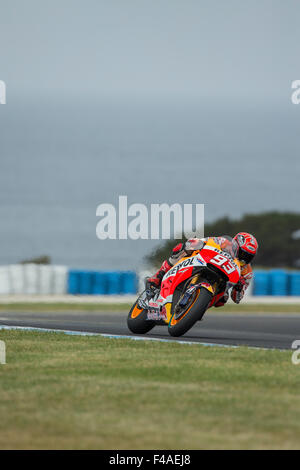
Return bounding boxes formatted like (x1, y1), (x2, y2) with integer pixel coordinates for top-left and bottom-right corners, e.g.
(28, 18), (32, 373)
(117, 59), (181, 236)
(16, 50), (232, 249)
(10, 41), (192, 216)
(168, 288), (212, 337)
(127, 300), (156, 334)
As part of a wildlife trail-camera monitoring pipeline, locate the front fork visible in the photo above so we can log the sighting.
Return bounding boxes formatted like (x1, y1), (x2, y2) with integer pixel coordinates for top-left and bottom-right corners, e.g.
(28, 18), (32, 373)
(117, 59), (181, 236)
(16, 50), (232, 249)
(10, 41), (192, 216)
(177, 275), (216, 308)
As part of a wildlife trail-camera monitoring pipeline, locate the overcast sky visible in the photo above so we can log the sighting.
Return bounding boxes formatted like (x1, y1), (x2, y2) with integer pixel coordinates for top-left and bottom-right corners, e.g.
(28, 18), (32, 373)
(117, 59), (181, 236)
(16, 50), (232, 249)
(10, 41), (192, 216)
(0, 0), (299, 102)
(0, 1), (299, 267)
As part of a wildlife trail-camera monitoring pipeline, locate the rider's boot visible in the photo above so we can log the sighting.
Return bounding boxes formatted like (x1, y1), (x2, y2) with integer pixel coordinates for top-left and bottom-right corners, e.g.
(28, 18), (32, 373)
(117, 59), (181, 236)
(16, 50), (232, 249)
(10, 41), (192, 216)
(145, 260), (172, 299)
(214, 292), (229, 307)
(145, 243), (187, 299)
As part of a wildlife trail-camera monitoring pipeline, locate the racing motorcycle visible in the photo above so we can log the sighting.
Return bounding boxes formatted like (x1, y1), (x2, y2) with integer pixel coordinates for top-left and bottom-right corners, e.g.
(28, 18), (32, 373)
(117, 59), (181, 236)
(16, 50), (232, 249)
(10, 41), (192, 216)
(127, 240), (241, 337)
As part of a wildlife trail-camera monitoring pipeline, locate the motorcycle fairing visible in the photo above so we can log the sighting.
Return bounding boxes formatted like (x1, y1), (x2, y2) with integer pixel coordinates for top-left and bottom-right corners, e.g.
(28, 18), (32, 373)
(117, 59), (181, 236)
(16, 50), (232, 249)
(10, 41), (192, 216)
(148, 243), (240, 321)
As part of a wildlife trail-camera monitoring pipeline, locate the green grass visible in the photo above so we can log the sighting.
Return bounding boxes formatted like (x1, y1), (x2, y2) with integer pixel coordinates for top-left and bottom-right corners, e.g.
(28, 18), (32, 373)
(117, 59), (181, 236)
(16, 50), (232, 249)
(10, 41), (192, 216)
(0, 330), (299, 449)
(0, 302), (300, 314)
(0, 302), (133, 312)
(218, 303), (300, 314)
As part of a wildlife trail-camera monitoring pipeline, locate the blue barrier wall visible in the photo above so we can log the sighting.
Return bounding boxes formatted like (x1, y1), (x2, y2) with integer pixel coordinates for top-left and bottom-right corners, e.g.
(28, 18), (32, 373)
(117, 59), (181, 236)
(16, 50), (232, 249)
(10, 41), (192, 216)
(121, 271), (137, 294)
(67, 270), (138, 295)
(78, 271), (94, 295)
(253, 271), (270, 296)
(92, 272), (107, 295)
(67, 270), (81, 295)
(68, 269), (300, 296)
(253, 270), (300, 296)
(269, 270), (289, 296)
(290, 272), (300, 296)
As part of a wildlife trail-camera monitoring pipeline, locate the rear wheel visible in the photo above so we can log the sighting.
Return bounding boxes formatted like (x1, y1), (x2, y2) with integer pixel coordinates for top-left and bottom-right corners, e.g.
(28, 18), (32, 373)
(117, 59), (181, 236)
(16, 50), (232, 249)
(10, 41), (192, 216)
(168, 288), (212, 337)
(127, 300), (156, 334)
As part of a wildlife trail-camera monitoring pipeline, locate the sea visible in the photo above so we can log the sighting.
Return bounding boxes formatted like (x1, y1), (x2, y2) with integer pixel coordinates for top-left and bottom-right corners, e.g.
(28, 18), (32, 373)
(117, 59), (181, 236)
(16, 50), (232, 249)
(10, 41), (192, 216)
(1, 93), (299, 270)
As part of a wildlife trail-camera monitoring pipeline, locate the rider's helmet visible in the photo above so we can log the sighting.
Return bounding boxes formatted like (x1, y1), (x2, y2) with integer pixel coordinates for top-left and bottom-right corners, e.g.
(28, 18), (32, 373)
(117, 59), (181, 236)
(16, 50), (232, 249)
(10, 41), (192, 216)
(232, 232), (258, 264)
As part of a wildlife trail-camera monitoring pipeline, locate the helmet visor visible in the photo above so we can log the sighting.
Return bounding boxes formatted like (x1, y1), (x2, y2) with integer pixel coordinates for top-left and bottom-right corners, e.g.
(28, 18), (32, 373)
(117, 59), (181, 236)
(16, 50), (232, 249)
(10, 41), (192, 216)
(238, 247), (255, 264)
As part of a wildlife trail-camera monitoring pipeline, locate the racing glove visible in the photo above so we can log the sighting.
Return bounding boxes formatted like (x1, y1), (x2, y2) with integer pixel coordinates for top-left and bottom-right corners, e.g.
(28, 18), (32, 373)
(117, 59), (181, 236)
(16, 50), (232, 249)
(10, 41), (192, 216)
(231, 278), (247, 304)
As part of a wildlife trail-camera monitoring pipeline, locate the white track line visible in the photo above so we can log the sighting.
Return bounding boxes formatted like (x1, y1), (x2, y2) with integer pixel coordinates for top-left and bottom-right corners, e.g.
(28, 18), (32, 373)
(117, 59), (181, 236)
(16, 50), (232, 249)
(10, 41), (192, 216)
(0, 324), (282, 350)
(0, 324), (237, 347)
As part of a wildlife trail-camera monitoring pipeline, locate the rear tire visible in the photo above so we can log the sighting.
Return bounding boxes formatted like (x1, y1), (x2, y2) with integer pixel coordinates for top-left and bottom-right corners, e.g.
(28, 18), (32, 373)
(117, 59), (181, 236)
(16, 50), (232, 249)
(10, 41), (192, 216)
(168, 288), (212, 337)
(127, 300), (156, 334)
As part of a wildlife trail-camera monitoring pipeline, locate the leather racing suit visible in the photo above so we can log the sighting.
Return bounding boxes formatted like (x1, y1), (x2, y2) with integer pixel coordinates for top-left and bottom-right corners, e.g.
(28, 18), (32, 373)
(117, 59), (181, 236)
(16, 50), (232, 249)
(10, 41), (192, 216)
(147, 236), (253, 306)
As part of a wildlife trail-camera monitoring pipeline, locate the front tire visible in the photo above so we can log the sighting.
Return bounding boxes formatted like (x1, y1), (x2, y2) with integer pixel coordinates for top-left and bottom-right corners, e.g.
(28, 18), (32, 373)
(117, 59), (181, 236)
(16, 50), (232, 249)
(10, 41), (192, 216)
(127, 300), (156, 334)
(168, 288), (212, 337)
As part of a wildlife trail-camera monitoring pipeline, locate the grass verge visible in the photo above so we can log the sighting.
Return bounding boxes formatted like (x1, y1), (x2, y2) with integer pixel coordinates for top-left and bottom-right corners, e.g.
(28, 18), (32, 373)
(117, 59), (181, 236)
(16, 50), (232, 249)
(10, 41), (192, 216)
(0, 330), (299, 449)
(0, 302), (133, 312)
(0, 302), (299, 314)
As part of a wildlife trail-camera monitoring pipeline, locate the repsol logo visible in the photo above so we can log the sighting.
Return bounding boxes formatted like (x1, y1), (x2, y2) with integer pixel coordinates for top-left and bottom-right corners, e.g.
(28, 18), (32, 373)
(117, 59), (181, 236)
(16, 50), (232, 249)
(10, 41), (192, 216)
(167, 258), (195, 277)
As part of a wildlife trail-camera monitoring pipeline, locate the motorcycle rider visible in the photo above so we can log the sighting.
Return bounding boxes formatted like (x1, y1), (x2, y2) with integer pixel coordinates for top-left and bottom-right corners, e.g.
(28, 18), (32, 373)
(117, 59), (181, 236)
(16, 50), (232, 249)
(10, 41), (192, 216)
(146, 232), (258, 306)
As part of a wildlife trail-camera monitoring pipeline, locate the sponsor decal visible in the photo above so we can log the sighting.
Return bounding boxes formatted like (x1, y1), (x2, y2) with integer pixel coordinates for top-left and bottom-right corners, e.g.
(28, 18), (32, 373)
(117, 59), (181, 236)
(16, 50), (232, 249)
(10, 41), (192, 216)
(200, 282), (214, 293)
(147, 308), (166, 321)
(197, 254), (205, 264)
(164, 257), (198, 279)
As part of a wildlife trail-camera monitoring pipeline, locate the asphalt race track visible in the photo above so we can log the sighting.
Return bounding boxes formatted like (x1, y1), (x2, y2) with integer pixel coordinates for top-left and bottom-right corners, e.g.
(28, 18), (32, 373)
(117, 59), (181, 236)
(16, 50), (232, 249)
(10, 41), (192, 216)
(0, 310), (300, 349)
